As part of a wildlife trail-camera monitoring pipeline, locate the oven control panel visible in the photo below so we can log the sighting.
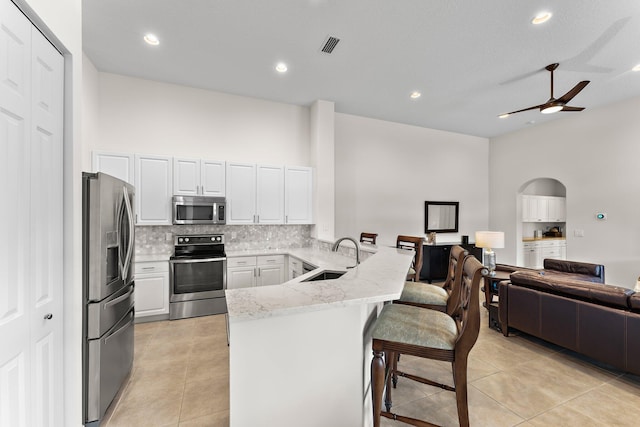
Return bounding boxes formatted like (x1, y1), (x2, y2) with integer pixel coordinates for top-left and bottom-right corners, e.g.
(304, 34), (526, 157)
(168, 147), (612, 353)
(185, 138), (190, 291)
(175, 234), (224, 245)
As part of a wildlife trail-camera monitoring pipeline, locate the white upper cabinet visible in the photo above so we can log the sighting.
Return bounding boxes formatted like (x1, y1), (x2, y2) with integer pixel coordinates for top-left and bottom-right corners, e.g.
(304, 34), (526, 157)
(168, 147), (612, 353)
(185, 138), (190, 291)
(285, 166), (313, 224)
(201, 160), (226, 196)
(227, 162), (285, 224)
(547, 196), (566, 222)
(92, 151), (134, 185)
(256, 165), (284, 224)
(174, 157), (225, 197)
(226, 162), (257, 224)
(522, 195), (565, 223)
(135, 154), (173, 225)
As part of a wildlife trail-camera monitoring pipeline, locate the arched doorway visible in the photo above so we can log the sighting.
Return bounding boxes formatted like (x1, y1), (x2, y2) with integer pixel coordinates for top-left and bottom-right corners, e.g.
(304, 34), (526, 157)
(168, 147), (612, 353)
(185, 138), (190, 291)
(516, 178), (567, 266)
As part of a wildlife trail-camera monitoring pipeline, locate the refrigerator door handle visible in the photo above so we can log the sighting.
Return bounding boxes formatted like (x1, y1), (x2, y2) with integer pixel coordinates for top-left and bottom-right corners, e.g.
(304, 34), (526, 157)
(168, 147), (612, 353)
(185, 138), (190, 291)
(121, 186), (135, 281)
(104, 285), (134, 309)
(116, 192), (126, 280)
(104, 310), (134, 345)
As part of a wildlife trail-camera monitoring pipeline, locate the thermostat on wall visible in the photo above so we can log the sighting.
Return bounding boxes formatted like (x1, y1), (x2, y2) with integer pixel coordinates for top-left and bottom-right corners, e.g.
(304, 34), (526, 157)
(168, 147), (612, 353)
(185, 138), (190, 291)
(595, 213), (607, 220)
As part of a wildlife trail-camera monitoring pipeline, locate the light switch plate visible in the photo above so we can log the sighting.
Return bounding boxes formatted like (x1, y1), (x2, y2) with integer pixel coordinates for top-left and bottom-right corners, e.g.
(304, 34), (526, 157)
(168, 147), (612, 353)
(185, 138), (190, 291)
(574, 229), (584, 237)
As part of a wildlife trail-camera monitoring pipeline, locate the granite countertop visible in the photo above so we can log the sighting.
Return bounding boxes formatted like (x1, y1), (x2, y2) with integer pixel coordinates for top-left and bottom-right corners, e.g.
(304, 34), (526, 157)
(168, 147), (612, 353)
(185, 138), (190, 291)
(225, 246), (414, 321)
(135, 253), (172, 263)
(522, 237), (566, 242)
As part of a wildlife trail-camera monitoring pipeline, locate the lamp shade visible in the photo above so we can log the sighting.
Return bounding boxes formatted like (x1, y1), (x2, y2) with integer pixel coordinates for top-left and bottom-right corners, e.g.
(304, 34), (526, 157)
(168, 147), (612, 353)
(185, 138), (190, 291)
(475, 231), (505, 249)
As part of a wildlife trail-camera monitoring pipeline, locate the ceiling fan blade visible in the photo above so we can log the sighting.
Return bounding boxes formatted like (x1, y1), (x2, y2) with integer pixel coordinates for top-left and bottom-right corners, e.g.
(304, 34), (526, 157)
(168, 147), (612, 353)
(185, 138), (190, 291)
(560, 106), (585, 112)
(504, 104), (545, 115)
(556, 81), (590, 104)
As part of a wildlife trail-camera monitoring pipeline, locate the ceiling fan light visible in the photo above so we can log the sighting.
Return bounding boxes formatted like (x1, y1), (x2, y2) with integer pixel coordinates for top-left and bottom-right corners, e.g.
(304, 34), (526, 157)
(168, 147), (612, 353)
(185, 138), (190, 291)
(541, 105), (563, 114)
(532, 12), (552, 25)
(143, 33), (159, 45)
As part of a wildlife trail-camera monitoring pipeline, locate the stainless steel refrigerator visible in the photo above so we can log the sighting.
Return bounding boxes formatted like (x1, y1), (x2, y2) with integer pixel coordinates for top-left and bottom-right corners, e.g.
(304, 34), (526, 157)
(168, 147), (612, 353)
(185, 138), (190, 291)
(82, 172), (135, 426)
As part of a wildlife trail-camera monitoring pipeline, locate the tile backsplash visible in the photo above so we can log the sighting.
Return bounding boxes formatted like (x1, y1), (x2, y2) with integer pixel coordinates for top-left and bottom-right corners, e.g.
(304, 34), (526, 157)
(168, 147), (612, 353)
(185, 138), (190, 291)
(135, 224), (312, 255)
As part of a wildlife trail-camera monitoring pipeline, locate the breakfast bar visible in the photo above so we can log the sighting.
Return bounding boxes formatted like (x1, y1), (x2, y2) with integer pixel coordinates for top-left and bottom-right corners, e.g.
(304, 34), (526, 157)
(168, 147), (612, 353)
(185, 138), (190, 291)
(225, 246), (414, 427)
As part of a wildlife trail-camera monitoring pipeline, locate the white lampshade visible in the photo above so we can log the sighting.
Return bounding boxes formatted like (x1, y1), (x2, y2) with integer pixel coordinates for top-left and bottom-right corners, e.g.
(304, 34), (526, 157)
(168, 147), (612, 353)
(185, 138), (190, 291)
(475, 231), (505, 249)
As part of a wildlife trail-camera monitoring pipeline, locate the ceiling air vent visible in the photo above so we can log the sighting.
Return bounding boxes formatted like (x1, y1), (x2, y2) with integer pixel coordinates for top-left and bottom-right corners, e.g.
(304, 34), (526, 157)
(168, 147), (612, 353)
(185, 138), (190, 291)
(321, 36), (340, 54)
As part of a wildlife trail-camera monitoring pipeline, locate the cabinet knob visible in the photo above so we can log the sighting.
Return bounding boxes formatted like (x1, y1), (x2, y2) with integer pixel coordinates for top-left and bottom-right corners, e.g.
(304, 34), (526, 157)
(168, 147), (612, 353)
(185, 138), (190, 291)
(44, 313), (53, 320)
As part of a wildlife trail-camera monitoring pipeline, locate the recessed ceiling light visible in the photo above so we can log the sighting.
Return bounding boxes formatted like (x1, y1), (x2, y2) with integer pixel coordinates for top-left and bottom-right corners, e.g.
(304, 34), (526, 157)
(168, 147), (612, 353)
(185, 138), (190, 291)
(633, 64), (640, 72)
(498, 113), (510, 119)
(143, 33), (159, 46)
(410, 91), (421, 99)
(275, 62), (288, 73)
(532, 12), (552, 25)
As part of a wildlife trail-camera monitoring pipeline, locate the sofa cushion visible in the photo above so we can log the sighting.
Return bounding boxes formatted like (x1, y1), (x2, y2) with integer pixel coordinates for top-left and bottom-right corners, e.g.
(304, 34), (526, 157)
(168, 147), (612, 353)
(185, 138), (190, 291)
(630, 293), (640, 312)
(543, 259), (604, 283)
(510, 271), (633, 309)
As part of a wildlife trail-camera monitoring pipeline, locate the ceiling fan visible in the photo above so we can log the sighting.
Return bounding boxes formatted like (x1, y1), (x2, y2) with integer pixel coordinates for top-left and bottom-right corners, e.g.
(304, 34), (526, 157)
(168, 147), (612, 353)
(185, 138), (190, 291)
(501, 63), (590, 117)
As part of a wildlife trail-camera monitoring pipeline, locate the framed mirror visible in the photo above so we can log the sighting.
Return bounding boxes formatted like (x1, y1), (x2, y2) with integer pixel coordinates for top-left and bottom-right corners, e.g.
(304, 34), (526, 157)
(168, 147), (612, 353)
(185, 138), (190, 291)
(425, 201), (459, 233)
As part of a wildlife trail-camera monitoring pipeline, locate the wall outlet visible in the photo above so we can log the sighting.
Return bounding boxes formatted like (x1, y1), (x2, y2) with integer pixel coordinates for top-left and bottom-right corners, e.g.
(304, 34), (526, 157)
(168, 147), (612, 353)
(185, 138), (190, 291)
(231, 231), (237, 239)
(165, 232), (173, 242)
(574, 229), (584, 237)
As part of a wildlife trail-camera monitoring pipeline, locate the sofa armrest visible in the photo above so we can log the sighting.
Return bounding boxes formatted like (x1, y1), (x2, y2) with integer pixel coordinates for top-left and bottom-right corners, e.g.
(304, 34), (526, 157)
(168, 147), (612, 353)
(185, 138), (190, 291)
(543, 258), (605, 283)
(498, 280), (510, 336)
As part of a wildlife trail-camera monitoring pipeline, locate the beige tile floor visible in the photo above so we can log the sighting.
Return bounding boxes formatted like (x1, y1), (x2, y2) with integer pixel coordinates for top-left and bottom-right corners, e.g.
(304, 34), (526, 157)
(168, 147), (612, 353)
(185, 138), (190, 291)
(102, 314), (230, 427)
(103, 302), (640, 427)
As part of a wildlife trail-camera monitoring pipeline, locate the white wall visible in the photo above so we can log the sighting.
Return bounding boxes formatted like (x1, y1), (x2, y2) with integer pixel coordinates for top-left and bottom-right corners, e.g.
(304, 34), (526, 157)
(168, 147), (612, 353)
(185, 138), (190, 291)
(490, 95), (640, 288)
(83, 72), (311, 170)
(335, 113), (490, 247)
(309, 100), (336, 240)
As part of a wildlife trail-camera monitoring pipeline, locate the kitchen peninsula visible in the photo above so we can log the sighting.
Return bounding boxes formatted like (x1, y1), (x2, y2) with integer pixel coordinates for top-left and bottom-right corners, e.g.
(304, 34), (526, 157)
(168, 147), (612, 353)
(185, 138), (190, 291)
(225, 245), (414, 427)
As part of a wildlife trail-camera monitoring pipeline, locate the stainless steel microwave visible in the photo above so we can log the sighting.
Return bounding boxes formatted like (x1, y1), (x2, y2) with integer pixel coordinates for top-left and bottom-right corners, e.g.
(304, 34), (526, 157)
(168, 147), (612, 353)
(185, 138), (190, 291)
(172, 196), (226, 225)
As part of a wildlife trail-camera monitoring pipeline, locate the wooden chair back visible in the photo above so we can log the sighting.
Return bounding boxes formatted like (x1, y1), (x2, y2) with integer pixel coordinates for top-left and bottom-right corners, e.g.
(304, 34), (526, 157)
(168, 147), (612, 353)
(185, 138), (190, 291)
(451, 255), (485, 356)
(444, 245), (469, 314)
(396, 235), (424, 282)
(359, 232), (378, 245)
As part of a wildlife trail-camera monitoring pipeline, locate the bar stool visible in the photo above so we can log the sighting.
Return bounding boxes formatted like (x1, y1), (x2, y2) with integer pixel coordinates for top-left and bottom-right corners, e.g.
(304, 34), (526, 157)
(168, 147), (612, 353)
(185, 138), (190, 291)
(360, 232), (378, 245)
(395, 245), (468, 314)
(370, 255), (485, 427)
(396, 235), (424, 282)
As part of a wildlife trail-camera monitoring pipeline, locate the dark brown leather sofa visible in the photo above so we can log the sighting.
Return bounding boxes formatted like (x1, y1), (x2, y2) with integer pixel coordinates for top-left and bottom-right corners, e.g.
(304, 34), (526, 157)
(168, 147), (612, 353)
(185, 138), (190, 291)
(499, 261), (640, 375)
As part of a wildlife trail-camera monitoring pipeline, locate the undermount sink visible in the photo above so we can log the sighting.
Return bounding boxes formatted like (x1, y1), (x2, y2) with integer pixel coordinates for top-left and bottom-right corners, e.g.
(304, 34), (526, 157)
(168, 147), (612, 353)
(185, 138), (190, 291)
(300, 270), (346, 282)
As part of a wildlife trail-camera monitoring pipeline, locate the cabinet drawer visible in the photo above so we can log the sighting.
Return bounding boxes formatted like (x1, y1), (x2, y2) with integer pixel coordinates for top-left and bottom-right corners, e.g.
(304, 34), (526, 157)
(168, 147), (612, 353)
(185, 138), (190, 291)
(227, 256), (257, 268)
(258, 255), (285, 266)
(135, 261), (168, 274)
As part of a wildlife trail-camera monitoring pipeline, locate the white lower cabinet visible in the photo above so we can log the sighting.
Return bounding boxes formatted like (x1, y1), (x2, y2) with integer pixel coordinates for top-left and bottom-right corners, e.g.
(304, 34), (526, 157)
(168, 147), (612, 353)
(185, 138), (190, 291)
(523, 240), (567, 269)
(227, 255), (285, 289)
(135, 261), (169, 318)
(288, 256), (303, 280)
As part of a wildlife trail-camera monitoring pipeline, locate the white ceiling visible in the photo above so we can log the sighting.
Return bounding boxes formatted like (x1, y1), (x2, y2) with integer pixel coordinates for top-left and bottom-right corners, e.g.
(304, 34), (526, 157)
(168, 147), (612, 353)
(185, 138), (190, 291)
(82, 0), (640, 138)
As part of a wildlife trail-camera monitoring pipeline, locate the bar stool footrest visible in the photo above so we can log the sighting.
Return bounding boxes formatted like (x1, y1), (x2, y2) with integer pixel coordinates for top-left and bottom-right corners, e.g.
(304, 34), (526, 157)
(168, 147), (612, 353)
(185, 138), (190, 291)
(381, 411), (440, 427)
(395, 370), (455, 392)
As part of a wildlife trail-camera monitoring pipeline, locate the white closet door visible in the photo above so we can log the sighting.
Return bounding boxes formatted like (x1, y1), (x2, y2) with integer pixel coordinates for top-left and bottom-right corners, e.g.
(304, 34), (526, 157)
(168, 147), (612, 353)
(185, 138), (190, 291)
(0, 1), (64, 426)
(29, 24), (64, 427)
(0, 3), (32, 425)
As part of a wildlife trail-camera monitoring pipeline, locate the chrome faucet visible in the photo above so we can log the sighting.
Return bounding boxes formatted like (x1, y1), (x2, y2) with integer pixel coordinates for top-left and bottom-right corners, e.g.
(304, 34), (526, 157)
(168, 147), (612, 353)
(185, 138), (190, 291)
(332, 237), (360, 268)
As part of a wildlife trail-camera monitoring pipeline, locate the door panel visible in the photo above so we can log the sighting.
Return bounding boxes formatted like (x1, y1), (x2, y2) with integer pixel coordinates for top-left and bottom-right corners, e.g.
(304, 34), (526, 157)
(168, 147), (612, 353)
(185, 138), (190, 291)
(0, 2), (64, 425)
(0, 353), (27, 426)
(30, 23), (64, 427)
(0, 3), (31, 426)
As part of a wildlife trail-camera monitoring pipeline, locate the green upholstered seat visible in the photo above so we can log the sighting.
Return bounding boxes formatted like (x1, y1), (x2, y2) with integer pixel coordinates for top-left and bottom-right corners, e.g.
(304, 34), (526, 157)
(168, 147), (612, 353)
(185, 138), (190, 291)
(372, 304), (458, 351)
(399, 282), (448, 307)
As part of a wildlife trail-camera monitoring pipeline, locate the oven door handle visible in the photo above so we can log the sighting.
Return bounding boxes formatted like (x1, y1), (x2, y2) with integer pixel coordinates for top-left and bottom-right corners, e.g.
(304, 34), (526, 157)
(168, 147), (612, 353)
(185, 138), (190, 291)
(170, 257), (227, 264)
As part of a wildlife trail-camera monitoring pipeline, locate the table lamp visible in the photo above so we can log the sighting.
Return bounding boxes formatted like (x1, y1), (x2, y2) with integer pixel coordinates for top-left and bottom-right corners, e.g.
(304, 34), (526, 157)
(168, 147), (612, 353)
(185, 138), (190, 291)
(475, 231), (505, 277)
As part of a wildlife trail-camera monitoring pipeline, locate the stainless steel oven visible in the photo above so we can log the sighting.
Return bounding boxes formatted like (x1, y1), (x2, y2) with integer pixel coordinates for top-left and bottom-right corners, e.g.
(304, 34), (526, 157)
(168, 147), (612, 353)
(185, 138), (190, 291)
(169, 234), (227, 319)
